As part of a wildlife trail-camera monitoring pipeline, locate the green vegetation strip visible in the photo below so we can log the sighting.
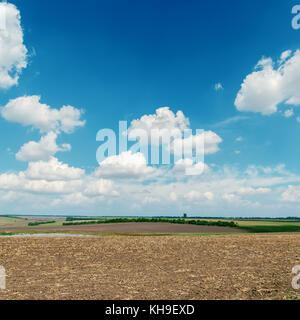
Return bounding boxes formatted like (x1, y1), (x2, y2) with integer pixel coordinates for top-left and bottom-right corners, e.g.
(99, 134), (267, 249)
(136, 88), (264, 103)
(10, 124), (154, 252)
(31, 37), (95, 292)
(28, 221), (56, 226)
(63, 218), (238, 228)
(239, 225), (300, 233)
(66, 217), (102, 221)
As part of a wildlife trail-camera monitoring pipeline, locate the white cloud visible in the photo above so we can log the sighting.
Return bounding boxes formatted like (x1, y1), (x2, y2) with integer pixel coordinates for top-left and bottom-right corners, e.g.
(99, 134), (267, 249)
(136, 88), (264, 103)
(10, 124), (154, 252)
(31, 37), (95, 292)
(128, 107), (189, 141)
(0, 2), (27, 89)
(204, 191), (214, 200)
(235, 50), (300, 115)
(281, 185), (300, 202)
(84, 179), (117, 196)
(202, 131), (222, 154)
(128, 108), (222, 161)
(171, 131), (222, 156)
(237, 187), (271, 196)
(222, 193), (240, 203)
(284, 109), (294, 118)
(25, 157), (85, 181)
(173, 158), (209, 176)
(94, 151), (156, 179)
(280, 50), (292, 64)
(214, 83), (223, 91)
(1, 95), (85, 133)
(184, 190), (202, 200)
(16, 132), (71, 162)
(52, 192), (94, 207)
(236, 136), (243, 142)
(212, 116), (249, 128)
(170, 191), (177, 201)
(0, 159), (115, 196)
(245, 164), (290, 177)
(0, 173), (21, 190)
(184, 190), (214, 201)
(2, 159), (300, 215)
(0, 170), (82, 195)
(142, 196), (160, 204)
(23, 179), (83, 195)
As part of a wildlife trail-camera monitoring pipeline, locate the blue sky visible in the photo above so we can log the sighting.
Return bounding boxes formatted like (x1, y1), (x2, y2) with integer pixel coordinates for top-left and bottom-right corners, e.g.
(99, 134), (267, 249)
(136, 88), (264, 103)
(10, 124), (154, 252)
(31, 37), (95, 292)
(1, 0), (300, 216)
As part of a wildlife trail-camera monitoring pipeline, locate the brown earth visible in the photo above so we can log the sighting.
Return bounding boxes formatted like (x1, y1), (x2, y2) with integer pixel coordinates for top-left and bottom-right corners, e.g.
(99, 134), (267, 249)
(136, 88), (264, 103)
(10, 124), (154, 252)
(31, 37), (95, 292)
(0, 233), (299, 300)
(0, 222), (244, 234)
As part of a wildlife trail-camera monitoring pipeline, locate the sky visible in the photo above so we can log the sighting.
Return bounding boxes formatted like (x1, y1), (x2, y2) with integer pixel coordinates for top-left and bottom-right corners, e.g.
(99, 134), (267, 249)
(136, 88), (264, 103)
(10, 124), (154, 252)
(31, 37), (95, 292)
(1, 0), (300, 217)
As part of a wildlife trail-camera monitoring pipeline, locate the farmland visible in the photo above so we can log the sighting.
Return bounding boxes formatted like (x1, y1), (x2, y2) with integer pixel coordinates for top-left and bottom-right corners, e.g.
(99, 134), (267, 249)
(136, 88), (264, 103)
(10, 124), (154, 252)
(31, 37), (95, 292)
(0, 233), (299, 300)
(0, 216), (299, 300)
(1, 216), (300, 235)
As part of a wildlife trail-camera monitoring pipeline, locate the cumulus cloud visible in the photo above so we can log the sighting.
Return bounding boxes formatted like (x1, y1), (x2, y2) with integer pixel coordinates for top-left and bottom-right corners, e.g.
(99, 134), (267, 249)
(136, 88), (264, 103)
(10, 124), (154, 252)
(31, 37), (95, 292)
(84, 179), (118, 196)
(24, 157), (85, 181)
(0, 172), (21, 190)
(281, 185), (300, 202)
(235, 50), (300, 115)
(1, 95), (86, 133)
(127, 108), (222, 163)
(0, 171), (81, 195)
(0, 158), (116, 197)
(0, 2), (27, 89)
(171, 130), (222, 156)
(16, 132), (71, 162)
(23, 179), (83, 195)
(95, 151), (157, 179)
(173, 158), (209, 176)
(129, 107), (189, 134)
(2, 158), (300, 215)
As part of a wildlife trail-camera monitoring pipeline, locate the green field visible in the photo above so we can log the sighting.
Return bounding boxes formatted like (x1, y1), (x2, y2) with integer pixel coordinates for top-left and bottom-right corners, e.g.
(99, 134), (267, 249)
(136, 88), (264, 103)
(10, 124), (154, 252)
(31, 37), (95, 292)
(0, 216), (25, 225)
(238, 222), (300, 233)
(200, 219), (300, 233)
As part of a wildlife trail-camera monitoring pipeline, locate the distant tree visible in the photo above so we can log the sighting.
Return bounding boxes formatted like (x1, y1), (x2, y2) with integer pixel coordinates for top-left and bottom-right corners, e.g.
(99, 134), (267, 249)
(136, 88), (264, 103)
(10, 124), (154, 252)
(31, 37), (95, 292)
(183, 213), (187, 219)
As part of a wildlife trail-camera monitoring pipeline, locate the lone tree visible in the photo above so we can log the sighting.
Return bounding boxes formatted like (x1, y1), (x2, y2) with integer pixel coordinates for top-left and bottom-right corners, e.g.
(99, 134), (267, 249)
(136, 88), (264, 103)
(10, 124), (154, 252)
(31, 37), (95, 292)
(183, 213), (187, 219)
